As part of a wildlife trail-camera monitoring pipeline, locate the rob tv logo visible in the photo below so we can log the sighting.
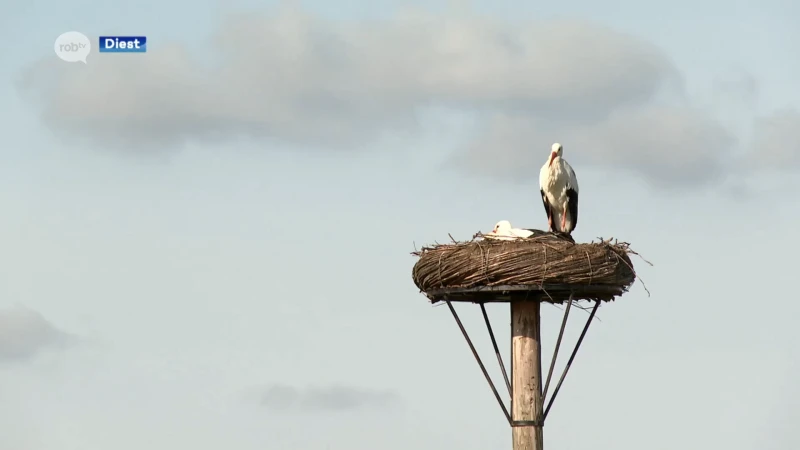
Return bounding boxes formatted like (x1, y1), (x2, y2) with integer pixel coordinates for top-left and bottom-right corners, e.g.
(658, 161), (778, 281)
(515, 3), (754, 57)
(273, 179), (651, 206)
(99, 36), (147, 53)
(54, 31), (91, 63)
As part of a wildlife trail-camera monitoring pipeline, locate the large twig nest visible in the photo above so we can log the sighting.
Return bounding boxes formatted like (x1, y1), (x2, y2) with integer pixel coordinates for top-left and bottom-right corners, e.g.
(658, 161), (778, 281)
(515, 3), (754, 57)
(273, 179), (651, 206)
(411, 233), (641, 303)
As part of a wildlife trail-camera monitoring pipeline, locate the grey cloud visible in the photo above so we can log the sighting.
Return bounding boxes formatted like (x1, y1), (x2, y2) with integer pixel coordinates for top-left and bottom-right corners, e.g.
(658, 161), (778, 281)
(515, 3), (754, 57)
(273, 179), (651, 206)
(19, 7), (740, 187)
(710, 69), (759, 111)
(453, 105), (736, 189)
(747, 109), (800, 170)
(0, 305), (72, 363)
(258, 384), (399, 413)
(20, 11), (672, 142)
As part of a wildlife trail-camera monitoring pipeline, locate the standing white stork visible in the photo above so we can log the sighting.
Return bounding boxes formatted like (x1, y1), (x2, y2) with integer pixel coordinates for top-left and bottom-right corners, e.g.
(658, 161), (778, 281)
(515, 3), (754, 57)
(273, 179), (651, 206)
(539, 142), (579, 236)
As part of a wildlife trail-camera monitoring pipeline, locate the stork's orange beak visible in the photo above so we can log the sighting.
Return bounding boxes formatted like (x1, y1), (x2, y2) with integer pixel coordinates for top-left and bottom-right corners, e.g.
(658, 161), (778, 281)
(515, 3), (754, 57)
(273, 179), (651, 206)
(548, 152), (556, 167)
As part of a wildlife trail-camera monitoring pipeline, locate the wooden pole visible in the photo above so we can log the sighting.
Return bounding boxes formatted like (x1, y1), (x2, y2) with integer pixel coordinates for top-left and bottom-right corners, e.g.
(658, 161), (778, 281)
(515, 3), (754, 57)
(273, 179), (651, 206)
(511, 300), (544, 450)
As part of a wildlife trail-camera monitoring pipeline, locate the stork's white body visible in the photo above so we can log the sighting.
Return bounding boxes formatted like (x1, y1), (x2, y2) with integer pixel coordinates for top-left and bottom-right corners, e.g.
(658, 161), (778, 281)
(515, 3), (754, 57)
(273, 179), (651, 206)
(539, 143), (579, 235)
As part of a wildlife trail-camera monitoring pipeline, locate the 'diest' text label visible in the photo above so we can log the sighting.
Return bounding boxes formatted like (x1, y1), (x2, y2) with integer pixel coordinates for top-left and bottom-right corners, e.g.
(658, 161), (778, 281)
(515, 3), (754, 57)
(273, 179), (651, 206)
(98, 36), (147, 53)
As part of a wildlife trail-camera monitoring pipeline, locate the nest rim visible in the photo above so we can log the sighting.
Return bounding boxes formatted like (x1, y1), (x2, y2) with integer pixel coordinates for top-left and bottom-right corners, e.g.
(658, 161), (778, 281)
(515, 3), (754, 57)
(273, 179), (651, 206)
(411, 233), (639, 304)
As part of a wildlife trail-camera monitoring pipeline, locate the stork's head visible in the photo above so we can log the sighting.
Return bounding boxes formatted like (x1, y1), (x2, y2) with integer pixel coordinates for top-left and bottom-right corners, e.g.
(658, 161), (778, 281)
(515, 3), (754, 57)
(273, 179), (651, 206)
(548, 142), (563, 167)
(491, 220), (512, 234)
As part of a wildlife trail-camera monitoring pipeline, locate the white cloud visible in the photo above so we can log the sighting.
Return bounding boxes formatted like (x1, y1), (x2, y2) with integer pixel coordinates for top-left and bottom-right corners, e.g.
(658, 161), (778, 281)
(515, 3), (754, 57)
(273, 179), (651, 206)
(18, 7), (749, 187)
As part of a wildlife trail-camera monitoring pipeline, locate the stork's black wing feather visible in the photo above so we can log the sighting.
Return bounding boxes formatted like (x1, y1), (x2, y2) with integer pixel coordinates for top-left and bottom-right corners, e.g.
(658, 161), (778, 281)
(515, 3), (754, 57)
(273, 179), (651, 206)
(540, 189), (555, 232)
(523, 228), (547, 234)
(566, 188), (578, 232)
(540, 189), (552, 219)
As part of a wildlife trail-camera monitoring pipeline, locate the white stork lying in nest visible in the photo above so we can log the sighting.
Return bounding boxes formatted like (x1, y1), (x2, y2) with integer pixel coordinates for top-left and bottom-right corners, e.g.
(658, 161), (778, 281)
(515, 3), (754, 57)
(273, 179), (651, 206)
(485, 220), (543, 240)
(539, 142), (579, 236)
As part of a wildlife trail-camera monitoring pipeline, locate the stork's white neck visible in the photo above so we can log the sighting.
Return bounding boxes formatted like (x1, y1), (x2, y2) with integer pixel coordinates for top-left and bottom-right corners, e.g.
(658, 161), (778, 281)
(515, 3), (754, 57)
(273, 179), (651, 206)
(548, 155), (564, 170)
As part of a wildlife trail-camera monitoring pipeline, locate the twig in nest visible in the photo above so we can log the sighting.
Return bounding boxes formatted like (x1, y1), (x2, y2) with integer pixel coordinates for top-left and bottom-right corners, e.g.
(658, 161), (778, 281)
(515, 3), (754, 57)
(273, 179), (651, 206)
(548, 300), (602, 322)
(613, 250), (651, 297)
(570, 301), (602, 322)
(627, 248), (654, 267)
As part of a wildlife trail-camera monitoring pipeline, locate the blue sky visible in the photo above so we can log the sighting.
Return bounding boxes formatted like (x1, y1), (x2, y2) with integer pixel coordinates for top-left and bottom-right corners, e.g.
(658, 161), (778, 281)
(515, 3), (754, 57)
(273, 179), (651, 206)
(2, 1), (799, 449)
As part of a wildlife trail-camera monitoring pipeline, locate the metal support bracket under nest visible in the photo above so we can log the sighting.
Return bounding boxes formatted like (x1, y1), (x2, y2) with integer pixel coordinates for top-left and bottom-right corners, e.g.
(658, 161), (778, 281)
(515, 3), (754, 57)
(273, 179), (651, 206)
(445, 294), (601, 428)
